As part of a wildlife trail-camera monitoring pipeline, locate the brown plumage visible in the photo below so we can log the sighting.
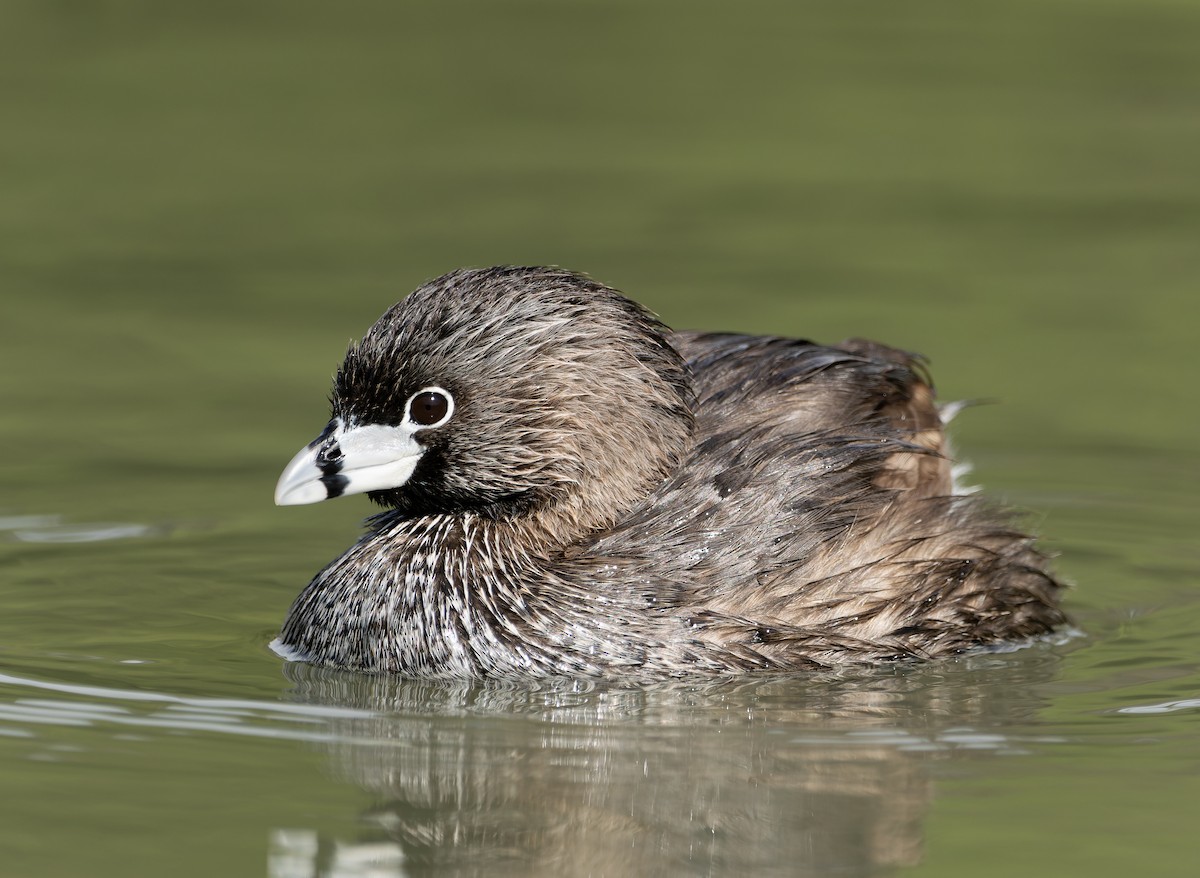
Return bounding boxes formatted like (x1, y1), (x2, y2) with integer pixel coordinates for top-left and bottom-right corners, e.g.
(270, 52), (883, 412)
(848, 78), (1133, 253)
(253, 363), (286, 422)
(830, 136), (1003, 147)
(273, 266), (1068, 678)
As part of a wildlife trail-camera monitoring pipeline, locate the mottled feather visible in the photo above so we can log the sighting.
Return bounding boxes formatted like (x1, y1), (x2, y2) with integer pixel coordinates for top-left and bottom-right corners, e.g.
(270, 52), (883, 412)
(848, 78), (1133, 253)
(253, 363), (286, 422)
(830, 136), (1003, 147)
(277, 267), (1067, 678)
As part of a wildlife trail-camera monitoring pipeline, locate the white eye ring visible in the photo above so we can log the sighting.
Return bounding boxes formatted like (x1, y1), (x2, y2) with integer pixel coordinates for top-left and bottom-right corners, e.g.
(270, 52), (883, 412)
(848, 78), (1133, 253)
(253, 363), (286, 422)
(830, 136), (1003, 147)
(405, 386), (454, 429)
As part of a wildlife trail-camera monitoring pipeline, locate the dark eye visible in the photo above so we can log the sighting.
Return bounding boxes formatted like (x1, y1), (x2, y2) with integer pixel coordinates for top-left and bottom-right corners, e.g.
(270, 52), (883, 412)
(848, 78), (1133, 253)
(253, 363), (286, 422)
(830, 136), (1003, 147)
(408, 388), (453, 427)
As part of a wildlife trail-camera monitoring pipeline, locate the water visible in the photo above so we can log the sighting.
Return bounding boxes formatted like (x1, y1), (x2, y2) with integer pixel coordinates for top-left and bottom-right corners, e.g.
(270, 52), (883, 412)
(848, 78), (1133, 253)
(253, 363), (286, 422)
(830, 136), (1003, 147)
(2, 1), (1198, 875)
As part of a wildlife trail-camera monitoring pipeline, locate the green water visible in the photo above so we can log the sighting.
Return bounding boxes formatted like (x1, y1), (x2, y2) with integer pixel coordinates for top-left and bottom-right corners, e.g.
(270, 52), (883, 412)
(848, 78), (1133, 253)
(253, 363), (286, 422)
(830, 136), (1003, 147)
(2, 1), (1198, 875)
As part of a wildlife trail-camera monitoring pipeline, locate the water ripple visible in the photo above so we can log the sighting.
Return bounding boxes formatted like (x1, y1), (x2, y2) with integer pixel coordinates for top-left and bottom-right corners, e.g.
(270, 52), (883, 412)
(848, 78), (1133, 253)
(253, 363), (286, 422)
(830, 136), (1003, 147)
(0, 671), (380, 745)
(1117, 697), (1200, 715)
(12, 523), (157, 543)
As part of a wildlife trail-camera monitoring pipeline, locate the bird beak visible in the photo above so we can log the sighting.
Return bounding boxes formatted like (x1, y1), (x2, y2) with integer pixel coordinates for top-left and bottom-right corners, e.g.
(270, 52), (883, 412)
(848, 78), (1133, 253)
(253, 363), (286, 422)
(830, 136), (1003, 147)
(274, 418), (425, 506)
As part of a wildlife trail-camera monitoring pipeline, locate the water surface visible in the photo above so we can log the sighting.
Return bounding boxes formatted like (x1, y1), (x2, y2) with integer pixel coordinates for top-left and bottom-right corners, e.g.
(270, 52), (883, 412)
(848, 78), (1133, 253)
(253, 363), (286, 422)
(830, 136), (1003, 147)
(1, 2), (1198, 876)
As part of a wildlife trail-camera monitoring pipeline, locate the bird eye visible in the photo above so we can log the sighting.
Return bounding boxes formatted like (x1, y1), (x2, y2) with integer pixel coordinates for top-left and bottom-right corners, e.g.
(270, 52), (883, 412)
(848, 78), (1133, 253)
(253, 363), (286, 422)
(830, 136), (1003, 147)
(407, 387), (453, 427)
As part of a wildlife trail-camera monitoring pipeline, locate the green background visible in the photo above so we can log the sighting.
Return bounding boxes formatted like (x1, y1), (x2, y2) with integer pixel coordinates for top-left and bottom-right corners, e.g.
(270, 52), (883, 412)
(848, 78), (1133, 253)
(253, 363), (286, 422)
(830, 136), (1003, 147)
(1, 2), (1197, 875)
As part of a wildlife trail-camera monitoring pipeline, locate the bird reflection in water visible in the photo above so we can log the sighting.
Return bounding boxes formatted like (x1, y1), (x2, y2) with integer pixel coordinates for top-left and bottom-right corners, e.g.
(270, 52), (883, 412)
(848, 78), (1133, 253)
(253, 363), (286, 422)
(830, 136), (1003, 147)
(273, 650), (1065, 877)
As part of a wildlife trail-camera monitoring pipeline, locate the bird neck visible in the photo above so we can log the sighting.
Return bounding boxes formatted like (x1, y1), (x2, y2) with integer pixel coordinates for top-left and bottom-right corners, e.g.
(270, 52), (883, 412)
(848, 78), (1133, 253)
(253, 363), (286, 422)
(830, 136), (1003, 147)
(358, 511), (637, 675)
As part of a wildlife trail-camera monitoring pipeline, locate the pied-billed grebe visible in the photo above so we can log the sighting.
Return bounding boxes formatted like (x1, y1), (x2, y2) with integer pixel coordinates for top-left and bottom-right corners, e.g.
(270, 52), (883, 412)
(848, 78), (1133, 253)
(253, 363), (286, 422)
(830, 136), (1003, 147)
(273, 266), (1067, 678)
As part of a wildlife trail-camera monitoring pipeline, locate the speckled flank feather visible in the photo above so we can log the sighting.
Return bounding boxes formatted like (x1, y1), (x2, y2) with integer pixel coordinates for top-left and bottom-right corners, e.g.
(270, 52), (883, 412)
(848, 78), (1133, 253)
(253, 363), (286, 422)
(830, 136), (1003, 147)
(277, 267), (1067, 678)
